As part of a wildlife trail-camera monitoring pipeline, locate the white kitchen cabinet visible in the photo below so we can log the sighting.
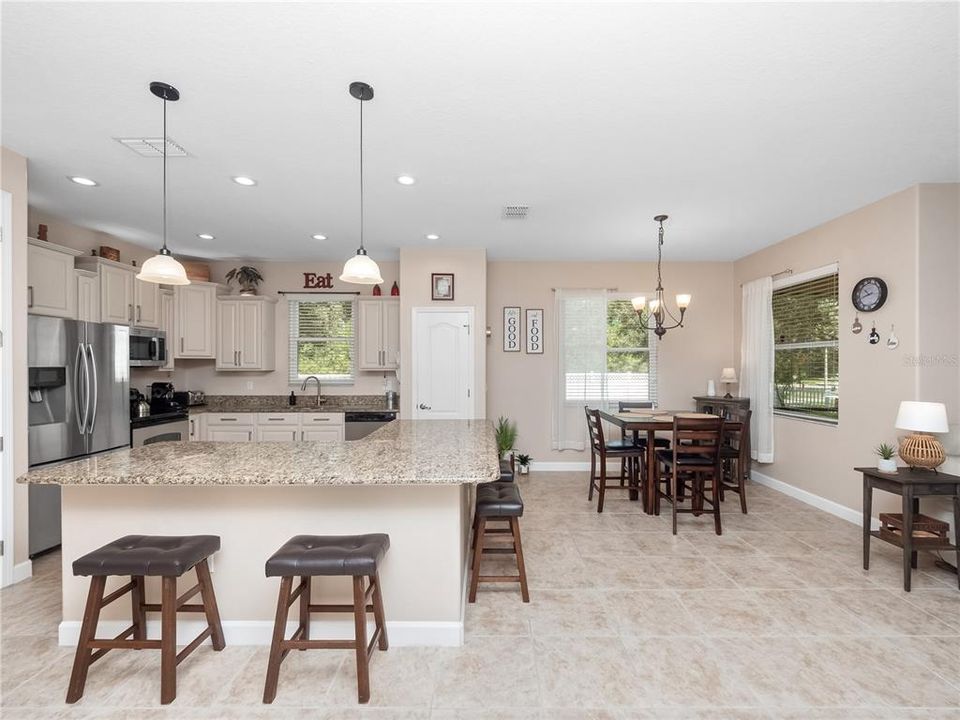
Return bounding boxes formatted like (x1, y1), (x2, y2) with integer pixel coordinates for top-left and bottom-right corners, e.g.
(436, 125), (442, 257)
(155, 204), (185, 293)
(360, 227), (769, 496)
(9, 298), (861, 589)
(301, 427), (344, 442)
(257, 427), (300, 442)
(216, 296), (276, 371)
(196, 412), (345, 442)
(187, 414), (202, 441)
(134, 278), (161, 329)
(300, 413), (345, 441)
(358, 299), (400, 370)
(160, 290), (175, 370)
(27, 239), (82, 318)
(75, 270), (100, 323)
(203, 413), (254, 442)
(99, 262), (135, 325)
(175, 282), (219, 358)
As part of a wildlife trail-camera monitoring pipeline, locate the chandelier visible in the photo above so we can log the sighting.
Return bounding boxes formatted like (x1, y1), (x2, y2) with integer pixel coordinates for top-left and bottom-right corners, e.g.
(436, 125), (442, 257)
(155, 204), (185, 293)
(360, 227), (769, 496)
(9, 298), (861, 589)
(631, 214), (690, 339)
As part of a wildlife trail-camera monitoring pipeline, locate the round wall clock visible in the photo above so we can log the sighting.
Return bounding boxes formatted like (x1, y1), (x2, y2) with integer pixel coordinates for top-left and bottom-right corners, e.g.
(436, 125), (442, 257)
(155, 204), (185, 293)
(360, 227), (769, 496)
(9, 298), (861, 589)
(851, 276), (888, 312)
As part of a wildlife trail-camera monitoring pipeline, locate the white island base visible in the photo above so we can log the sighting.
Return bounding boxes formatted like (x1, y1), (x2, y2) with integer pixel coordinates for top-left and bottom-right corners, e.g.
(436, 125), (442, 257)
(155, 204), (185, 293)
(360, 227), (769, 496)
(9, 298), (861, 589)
(59, 483), (473, 647)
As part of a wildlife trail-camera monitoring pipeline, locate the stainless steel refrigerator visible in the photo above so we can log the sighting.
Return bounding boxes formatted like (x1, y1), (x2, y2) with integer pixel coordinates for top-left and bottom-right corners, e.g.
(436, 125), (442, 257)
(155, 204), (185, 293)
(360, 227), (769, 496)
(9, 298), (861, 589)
(27, 316), (129, 555)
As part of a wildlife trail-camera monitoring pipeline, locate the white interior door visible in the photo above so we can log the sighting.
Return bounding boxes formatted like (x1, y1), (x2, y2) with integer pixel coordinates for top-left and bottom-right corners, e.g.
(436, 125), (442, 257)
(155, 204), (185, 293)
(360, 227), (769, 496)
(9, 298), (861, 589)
(412, 308), (474, 419)
(1, 191), (13, 586)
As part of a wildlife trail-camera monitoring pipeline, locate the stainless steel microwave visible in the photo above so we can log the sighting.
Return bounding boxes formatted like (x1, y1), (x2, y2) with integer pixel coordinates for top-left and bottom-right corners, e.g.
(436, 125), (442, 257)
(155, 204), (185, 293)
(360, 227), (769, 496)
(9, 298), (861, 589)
(129, 327), (167, 367)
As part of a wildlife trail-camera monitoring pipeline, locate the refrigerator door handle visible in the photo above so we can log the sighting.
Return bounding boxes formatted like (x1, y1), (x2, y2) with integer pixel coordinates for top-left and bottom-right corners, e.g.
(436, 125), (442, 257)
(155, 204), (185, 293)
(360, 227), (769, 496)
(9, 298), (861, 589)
(86, 343), (99, 435)
(74, 343), (87, 433)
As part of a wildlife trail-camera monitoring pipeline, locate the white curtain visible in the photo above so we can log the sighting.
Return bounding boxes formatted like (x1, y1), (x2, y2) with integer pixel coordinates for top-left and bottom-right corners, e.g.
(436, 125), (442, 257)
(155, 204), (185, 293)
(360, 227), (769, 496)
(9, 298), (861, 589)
(552, 289), (607, 451)
(740, 277), (775, 463)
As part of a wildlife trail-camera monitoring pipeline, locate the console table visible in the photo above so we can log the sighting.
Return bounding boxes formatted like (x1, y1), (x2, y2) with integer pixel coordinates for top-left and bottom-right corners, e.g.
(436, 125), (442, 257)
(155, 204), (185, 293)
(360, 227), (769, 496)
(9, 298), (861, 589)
(857, 466), (960, 591)
(693, 396), (749, 419)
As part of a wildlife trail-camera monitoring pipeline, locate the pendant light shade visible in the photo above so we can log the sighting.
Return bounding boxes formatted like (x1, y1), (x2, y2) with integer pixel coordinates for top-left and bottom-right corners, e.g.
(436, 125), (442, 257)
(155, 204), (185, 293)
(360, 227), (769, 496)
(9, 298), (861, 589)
(340, 81), (382, 285)
(137, 81), (190, 286)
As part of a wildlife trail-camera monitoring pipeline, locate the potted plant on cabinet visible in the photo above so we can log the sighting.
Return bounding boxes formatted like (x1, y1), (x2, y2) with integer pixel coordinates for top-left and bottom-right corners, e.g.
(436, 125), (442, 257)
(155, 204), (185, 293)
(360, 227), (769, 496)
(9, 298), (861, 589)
(516, 453), (531, 475)
(875, 443), (898, 473)
(225, 266), (264, 296)
(495, 416), (517, 460)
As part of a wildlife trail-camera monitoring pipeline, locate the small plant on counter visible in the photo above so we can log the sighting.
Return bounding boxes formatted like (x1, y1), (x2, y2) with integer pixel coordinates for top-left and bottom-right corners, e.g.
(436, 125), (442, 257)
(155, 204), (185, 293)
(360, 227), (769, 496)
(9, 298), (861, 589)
(225, 265), (264, 295)
(495, 416), (518, 458)
(875, 442), (898, 473)
(516, 453), (531, 475)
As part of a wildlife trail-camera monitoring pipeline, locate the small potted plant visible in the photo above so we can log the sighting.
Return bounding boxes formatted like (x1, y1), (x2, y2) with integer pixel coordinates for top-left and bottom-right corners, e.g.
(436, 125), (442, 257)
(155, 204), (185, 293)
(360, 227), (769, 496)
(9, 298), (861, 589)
(875, 443), (898, 473)
(225, 266), (264, 296)
(495, 416), (517, 459)
(516, 453), (531, 475)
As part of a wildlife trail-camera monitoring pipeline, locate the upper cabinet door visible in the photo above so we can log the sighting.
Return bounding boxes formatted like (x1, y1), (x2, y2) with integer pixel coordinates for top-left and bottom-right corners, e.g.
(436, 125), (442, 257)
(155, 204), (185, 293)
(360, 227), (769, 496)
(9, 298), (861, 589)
(357, 299), (384, 369)
(160, 290), (175, 370)
(237, 300), (263, 369)
(176, 283), (217, 358)
(382, 300), (400, 369)
(99, 264), (134, 325)
(27, 243), (77, 318)
(215, 300), (239, 369)
(75, 271), (100, 323)
(134, 278), (161, 329)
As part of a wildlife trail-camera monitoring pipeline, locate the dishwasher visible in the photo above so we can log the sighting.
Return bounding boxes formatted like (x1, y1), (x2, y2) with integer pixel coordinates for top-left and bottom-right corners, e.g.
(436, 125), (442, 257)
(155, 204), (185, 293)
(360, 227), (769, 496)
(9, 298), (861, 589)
(344, 411), (396, 440)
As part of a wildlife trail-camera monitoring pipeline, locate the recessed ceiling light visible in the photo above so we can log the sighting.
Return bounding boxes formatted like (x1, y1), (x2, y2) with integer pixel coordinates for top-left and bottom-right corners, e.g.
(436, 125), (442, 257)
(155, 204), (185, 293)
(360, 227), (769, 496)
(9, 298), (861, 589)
(68, 176), (98, 187)
(311, 234), (327, 241)
(197, 233), (215, 240)
(232, 176), (257, 186)
(425, 233), (440, 241)
(396, 175), (416, 185)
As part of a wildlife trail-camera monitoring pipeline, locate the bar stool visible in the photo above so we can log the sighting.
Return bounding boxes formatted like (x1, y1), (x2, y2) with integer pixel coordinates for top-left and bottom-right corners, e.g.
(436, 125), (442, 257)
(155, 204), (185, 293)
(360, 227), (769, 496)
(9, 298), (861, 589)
(720, 408), (752, 513)
(585, 407), (646, 512)
(469, 482), (529, 602)
(263, 534), (389, 705)
(617, 401), (671, 486)
(655, 416), (725, 535)
(67, 535), (225, 705)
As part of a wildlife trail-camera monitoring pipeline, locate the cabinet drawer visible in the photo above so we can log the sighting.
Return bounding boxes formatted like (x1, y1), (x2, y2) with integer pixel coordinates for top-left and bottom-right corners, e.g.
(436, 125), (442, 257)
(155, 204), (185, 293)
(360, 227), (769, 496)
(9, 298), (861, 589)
(257, 413), (300, 426)
(205, 413), (254, 426)
(301, 413), (344, 426)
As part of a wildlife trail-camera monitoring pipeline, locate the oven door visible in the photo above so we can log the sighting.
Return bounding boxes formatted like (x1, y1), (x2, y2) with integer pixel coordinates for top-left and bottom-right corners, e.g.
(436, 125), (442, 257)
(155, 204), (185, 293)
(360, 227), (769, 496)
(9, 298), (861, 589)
(129, 330), (166, 367)
(131, 418), (189, 447)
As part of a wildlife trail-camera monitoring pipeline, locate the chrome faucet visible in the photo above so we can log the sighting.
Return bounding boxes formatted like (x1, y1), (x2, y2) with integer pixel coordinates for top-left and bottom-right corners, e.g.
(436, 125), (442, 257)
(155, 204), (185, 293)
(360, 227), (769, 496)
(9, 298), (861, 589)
(300, 376), (323, 407)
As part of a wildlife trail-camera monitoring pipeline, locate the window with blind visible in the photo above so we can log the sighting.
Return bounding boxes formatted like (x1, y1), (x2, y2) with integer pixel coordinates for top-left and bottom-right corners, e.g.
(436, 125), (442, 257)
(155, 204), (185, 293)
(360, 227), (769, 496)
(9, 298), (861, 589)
(561, 292), (657, 405)
(288, 296), (355, 385)
(772, 271), (839, 422)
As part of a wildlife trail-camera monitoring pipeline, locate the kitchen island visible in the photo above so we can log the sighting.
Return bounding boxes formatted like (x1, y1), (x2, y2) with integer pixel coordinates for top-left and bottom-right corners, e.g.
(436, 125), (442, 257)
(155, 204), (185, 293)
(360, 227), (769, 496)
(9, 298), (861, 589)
(19, 420), (499, 648)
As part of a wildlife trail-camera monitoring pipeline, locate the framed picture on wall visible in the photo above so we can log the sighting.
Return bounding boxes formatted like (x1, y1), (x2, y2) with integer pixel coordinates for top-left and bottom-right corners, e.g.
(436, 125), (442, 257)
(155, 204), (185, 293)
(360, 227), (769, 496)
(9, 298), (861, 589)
(431, 273), (454, 301)
(526, 308), (544, 354)
(503, 307), (521, 352)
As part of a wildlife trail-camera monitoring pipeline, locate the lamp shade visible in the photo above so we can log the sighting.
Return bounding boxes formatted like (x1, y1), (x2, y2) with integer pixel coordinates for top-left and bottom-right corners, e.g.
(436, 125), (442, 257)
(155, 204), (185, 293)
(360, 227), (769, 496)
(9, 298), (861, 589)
(895, 401), (949, 433)
(720, 367), (738, 383)
(136, 251), (190, 285)
(339, 250), (383, 285)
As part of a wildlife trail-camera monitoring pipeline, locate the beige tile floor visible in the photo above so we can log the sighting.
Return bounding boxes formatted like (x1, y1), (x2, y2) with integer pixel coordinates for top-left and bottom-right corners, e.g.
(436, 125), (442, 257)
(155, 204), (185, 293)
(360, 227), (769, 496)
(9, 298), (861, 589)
(2, 471), (959, 719)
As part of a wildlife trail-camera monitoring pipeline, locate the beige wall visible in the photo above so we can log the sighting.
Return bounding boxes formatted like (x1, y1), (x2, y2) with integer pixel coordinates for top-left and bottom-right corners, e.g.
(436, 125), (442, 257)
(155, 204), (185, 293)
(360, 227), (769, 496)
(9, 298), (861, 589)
(399, 247), (487, 419)
(486, 260), (736, 463)
(2, 147), (30, 567)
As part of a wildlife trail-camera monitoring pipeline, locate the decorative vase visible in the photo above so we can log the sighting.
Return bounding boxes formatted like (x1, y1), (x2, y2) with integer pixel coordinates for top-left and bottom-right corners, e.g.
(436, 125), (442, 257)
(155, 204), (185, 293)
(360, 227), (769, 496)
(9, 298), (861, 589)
(519, 465), (529, 475)
(239, 283), (257, 296)
(391, 281), (399, 296)
(877, 457), (898, 473)
(707, 380), (716, 397)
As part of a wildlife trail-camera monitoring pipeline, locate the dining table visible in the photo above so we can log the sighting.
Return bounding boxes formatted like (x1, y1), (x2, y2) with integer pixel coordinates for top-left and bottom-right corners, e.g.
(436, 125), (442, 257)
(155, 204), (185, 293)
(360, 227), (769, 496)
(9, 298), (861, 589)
(597, 409), (740, 514)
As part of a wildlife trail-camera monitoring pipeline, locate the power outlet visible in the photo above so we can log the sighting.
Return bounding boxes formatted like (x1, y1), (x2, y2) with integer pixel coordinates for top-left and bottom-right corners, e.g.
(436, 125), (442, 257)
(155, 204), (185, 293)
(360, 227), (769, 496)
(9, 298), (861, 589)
(245, 381), (254, 391)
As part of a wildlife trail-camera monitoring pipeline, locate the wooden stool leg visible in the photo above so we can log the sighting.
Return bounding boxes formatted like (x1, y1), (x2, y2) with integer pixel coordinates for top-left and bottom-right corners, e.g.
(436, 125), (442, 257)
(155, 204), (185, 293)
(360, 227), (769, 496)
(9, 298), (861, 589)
(263, 576), (293, 704)
(468, 518), (486, 603)
(66, 575), (106, 703)
(670, 469), (678, 535)
(299, 576), (311, 648)
(352, 576), (370, 704)
(597, 458), (607, 513)
(131, 575), (147, 643)
(737, 457), (748, 514)
(712, 469), (722, 536)
(196, 559), (225, 651)
(510, 517), (530, 603)
(588, 450), (596, 501)
(620, 457), (626, 487)
(160, 576), (178, 705)
(370, 571), (389, 650)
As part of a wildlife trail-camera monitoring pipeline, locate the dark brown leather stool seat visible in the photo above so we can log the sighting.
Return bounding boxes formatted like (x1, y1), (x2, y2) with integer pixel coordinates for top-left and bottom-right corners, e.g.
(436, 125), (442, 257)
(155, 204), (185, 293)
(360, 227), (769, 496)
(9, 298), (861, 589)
(499, 458), (515, 482)
(66, 534), (224, 706)
(73, 535), (220, 577)
(656, 449), (716, 467)
(476, 482), (524, 517)
(263, 534), (390, 705)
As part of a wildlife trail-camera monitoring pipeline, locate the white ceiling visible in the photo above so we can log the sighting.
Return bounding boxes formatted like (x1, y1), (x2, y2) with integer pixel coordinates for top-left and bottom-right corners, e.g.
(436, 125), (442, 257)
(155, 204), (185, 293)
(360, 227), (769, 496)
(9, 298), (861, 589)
(2, 2), (957, 262)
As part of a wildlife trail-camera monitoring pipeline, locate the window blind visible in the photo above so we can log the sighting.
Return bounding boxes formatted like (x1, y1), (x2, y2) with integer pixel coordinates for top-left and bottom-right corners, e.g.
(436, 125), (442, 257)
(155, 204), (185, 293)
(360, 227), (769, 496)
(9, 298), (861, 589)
(772, 272), (839, 421)
(287, 295), (356, 385)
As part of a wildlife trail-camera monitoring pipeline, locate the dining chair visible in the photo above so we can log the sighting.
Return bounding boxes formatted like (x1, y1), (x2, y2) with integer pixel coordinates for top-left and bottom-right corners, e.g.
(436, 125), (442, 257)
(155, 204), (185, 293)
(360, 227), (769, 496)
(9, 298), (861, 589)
(615, 401), (671, 486)
(720, 408), (752, 513)
(655, 415), (724, 534)
(584, 407), (646, 513)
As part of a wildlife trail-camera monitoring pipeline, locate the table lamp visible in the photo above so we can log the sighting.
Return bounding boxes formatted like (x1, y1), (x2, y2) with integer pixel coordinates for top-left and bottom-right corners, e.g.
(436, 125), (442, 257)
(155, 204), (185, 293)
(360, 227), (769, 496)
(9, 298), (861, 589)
(895, 401), (949, 470)
(719, 367), (738, 398)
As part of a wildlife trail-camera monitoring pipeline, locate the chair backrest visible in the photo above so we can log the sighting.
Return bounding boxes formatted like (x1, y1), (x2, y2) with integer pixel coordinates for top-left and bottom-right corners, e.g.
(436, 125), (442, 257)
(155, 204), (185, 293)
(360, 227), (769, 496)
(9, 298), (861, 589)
(584, 406), (605, 452)
(732, 408), (752, 462)
(673, 415), (723, 462)
(618, 401), (655, 412)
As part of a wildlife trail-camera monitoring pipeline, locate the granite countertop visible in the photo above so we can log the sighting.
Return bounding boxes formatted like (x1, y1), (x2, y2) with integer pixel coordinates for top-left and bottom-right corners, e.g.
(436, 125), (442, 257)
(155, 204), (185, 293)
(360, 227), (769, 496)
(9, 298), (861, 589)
(18, 420), (499, 487)
(191, 394), (398, 415)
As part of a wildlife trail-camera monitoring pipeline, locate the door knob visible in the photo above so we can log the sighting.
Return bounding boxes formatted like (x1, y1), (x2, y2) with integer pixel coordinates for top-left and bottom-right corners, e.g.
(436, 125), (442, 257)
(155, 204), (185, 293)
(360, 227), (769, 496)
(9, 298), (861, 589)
(418, 403), (431, 410)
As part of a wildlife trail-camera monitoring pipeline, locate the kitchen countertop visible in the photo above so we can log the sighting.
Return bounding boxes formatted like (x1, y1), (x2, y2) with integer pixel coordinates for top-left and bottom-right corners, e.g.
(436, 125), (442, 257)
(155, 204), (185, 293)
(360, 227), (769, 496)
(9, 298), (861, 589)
(190, 394), (398, 415)
(18, 420), (498, 486)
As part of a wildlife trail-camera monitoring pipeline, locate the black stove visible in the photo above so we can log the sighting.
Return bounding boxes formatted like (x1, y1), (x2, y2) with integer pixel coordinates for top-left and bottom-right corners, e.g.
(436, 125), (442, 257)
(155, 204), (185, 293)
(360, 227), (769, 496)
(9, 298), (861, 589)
(131, 408), (188, 430)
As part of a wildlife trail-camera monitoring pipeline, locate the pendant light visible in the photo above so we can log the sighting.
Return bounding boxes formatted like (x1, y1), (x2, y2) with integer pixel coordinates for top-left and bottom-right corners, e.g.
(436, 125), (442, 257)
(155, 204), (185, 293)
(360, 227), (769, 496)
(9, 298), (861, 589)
(339, 81), (384, 285)
(631, 215), (690, 339)
(137, 81), (190, 286)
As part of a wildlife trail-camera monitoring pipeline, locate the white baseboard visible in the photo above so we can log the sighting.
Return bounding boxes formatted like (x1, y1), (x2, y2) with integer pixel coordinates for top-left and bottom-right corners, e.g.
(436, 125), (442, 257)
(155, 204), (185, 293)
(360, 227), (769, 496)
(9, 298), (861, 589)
(530, 461), (624, 472)
(750, 469), (878, 529)
(59, 618), (462, 648)
(11, 560), (33, 584)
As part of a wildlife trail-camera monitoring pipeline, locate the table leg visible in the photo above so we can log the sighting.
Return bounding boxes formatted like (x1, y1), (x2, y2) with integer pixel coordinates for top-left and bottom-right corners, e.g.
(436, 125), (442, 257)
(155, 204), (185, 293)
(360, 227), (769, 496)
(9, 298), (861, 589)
(627, 454), (639, 503)
(862, 475), (872, 571)
(911, 497), (920, 569)
(902, 489), (914, 592)
(645, 430), (657, 515)
(954, 493), (960, 591)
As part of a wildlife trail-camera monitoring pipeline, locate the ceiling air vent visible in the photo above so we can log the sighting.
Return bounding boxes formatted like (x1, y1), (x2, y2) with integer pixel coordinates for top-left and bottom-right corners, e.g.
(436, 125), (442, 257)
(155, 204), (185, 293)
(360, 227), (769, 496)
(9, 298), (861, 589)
(114, 137), (188, 158)
(502, 205), (529, 219)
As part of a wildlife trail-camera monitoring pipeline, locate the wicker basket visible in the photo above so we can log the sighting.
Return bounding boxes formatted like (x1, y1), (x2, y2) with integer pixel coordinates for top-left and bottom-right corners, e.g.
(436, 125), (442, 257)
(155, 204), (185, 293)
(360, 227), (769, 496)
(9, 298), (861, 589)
(899, 434), (945, 470)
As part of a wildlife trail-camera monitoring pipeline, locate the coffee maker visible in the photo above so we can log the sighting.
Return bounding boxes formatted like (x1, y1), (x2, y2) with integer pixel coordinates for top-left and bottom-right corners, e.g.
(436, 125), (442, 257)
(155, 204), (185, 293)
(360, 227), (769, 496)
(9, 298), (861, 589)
(150, 382), (182, 414)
